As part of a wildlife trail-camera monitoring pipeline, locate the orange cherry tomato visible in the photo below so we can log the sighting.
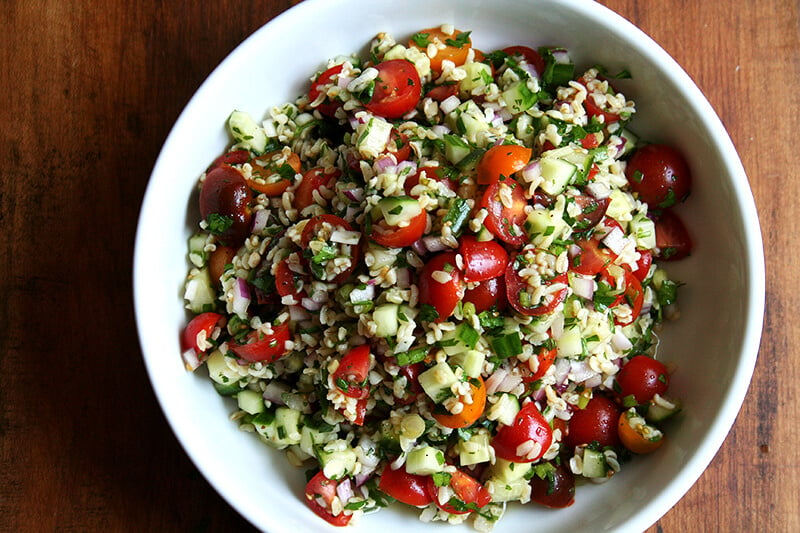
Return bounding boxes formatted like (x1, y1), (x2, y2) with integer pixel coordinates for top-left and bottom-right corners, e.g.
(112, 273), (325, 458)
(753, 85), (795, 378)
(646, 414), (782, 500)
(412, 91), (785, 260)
(409, 27), (473, 72)
(432, 376), (486, 429)
(247, 150), (302, 196)
(618, 409), (664, 454)
(476, 144), (532, 185)
(208, 245), (236, 287)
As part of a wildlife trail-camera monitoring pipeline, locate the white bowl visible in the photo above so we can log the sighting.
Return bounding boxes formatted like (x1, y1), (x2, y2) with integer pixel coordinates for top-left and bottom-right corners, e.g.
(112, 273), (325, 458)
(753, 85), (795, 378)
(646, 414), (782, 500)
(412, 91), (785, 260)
(134, 0), (765, 531)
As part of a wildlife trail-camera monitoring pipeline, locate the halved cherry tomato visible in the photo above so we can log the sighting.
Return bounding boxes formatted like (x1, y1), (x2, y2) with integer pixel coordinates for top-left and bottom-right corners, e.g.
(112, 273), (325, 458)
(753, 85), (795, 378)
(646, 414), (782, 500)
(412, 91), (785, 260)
(309, 64), (344, 118)
(580, 133), (601, 149)
(409, 27), (473, 72)
(583, 92), (621, 124)
(418, 251), (464, 322)
(625, 144), (691, 208)
(463, 276), (507, 313)
(371, 209), (428, 249)
(565, 394), (621, 449)
(459, 235), (508, 282)
(632, 249), (653, 282)
(491, 402), (553, 463)
(506, 257), (568, 316)
(570, 194), (609, 233)
(387, 128), (412, 162)
(476, 144), (532, 185)
(304, 471), (352, 526)
(274, 257), (306, 301)
(207, 149), (249, 171)
(426, 469), (490, 515)
(530, 462), (575, 508)
(502, 45), (546, 77)
(480, 178), (528, 245)
(208, 245), (236, 287)
(570, 237), (615, 276)
(332, 345), (372, 399)
(350, 397), (368, 426)
(615, 268), (644, 326)
(379, 465), (433, 507)
(300, 214), (361, 283)
(618, 409), (664, 454)
(247, 150), (302, 196)
(364, 59), (421, 119)
(294, 167), (340, 211)
(199, 165), (252, 248)
(433, 376), (486, 429)
(229, 323), (292, 363)
(182, 312), (223, 353)
(425, 82), (459, 102)
(394, 361), (426, 405)
(654, 210), (693, 260)
(522, 344), (557, 383)
(614, 355), (669, 406)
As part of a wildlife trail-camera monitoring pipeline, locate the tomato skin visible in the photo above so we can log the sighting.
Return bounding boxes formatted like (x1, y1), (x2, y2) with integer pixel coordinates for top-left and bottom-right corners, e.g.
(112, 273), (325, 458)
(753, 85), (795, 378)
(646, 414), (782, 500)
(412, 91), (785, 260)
(459, 235), (508, 282)
(247, 150), (302, 196)
(309, 64), (344, 118)
(463, 275), (507, 313)
(480, 178), (528, 245)
(570, 194), (609, 233)
(565, 394), (621, 449)
(387, 128), (412, 162)
(304, 471), (352, 526)
(274, 258), (306, 301)
(300, 214), (361, 283)
(294, 167), (340, 211)
(614, 355), (669, 405)
(632, 249), (653, 282)
(522, 345), (557, 383)
(208, 245), (236, 287)
(182, 312), (223, 353)
(502, 46), (546, 77)
(427, 469), (490, 515)
(583, 93), (621, 123)
(371, 209), (428, 249)
(425, 83), (459, 102)
(433, 376), (486, 429)
(654, 210), (693, 260)
(364, 59), (422, 119)
(476, 144), (532, 185)
(625, 144), (692, 208)
(530, 462), (575, 508)
(491, 402), (553, 463)
(332, 345), (372, 399)
(229, 323), (292, 363)
(418, 251), (464, 322)
(506, 257), (568, 316)
(379, 466), (433, 507)
(208, 149), (249, 171)
(570, 237), (615, 276)
(615, 268), (644, 326)
(409, 27), (472, 72)
(199, 165), (252, 248)
(618, 410), (664, 454)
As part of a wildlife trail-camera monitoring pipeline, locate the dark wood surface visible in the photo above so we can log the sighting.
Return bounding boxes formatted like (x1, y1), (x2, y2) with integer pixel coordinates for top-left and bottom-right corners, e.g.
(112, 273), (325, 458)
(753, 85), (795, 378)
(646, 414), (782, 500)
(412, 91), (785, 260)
(1, 1), (792, 531)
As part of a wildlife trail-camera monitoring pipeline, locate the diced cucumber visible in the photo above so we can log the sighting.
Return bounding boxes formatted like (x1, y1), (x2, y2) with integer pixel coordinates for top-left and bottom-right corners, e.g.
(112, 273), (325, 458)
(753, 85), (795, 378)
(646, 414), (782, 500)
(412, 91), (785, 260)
(372, 303), (399, 337)
(377, 196), (422, 226)
(299, 424), (337, 458)
(630, 212), (656, 250)
(418, 362), (458, 403)
(405, 445), (445, 475)
(486, 458), (532, 483)
(485, 477), (530, 503)
(446, 100), (490, 144)
(206, 349), (242, 389)
(618, 128), (638, 158)
(486, 393), (520, 426)
(184, 267), (216, 314)
(581, 448), (607, 478)
(606, 188), (635, 222)
(449, 349), (485, 379)
(228, 110), (267, 154)
(318, 441), (358, 480)
(647, 396), (682, 422)
(355, 116), (393, 159)
(460, 62), (493, 95)
(500, 80), (538, 114)
(254, 406), (303, 450)
(439, 323), (480, 355)
(560, 148), (593, 181)
(378, 419), (402, 457)
(557, 326), (584, 359)
(237, 389), (265, 415)
(525, 206), (567, 245)
(456, 148), (486, 172)
(188, 232), (209, 268)
(539, 157), (576, 195)
(442, 134), (472, 165)
(455, 429), (492, 466)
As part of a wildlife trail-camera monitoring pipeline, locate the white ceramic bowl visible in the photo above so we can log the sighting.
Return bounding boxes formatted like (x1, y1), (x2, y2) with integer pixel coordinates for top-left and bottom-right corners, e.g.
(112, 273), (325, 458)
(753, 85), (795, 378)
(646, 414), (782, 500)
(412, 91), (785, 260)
(134, 0), (765, 531)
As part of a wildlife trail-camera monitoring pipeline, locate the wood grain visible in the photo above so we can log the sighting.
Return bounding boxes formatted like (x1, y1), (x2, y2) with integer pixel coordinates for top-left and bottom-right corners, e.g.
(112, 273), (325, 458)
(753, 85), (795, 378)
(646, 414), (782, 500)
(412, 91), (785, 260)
(0, 0), (791, 531)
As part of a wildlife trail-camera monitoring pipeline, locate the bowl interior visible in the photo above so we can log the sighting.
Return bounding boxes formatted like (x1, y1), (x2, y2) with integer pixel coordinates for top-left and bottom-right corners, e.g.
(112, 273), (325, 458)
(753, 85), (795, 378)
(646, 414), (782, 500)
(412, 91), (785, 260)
(134, 0), (764, 531)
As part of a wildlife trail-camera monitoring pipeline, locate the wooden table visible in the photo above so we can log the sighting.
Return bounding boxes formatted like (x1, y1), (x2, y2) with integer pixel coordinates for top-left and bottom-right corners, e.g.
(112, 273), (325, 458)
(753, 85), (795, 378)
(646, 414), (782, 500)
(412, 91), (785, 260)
(1, 0), (792, 530)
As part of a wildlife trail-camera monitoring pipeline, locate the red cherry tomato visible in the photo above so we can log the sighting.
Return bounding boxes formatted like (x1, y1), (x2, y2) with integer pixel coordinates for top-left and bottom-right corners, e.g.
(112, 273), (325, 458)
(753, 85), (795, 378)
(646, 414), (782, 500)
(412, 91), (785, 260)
(570, 237), (615, 276)
(632, 249), (653, 282)
(463, 276), (507, 313)
(570, 194), (609, 233)
(379, 466), (433, 507)
(506, 257), (568, 316)
(309, 64), (344, 118)
(207, 149), (249, 171)
(583, 93), (621, 124)
(530, 462), (575, 508)
(580, 133), (601, 149)
(371, 209), (428, 249)
(300, 214), (361, 283)
(426, 469), (490, 515)
(522, 344), (557, 383)
(294, 167), (341, 211)
(229, 323), (292, 363)
(565, 394), (621, 449)
(199, 165), (252, 248)
(491, 402), (553, 463)
(418, 251), (464, 322)
(364, 59), (421, 119)
(425, 83), (459, 102)
(476, 144), (532, 185)
(459, 235), (508, 282)
(304, 471), (352, 526)
(182, 312), (223, 353)
(614, 355), (670, 406)
(615, 268), (644, 326)
(502, 45), (546, 77)
(274, 257), (307, 302)
(626, 144), (692, 208)
(387, 128), (412, 162)
(331, 345), (372, 399)
(654, 210), (693, 260)
(480, 178), (528, 245)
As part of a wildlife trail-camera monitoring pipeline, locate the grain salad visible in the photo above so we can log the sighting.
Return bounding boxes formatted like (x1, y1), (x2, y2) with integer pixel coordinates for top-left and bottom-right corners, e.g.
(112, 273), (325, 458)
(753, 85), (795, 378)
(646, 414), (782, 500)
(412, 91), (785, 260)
(180, 24), (693, 530)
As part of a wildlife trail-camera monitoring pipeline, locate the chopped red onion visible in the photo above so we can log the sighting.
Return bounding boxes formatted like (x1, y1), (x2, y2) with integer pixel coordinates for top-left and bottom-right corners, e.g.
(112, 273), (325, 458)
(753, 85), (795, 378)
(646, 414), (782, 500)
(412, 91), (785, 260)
(342, 187), (364, 202)
(551, 48), (572, 65)
(412, 238), (428, 256)
(602, 226), (626, 255)
(301, 297), (322, 311)
(395, 267), (411, 289)
(553, 358), (571, 387)
(396, 160), (417, 176)
(337, 75), (354, 89)
(521, 161), (541, 183)
(520, 62), (540, 80)
(439, 94), (461, 114)
(288, 305), (310, 321)
(571, 275), (595, 300)
(485, 368), (508, 395)
(354, 472), (372, 488)
(336, 478), (354, 503)
(423, 235), (450, 252)
(583, 374), (603, 389)
(263, 382), (289, 405)
(570, 360), (596, 383)
(251, 209), (269, 233)
(531, 385), (546, 403)
(585, 181), (611, 200)
(374, 154), (397, 174)
(232, 278), (251, 316)
(181, 347), (204, 371)
(611, 330), (633, 352)
(497, 372), (523, 393)
(330, 229), (361, 245)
